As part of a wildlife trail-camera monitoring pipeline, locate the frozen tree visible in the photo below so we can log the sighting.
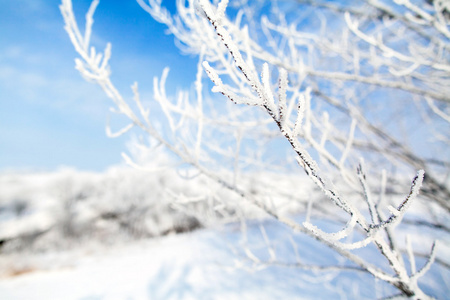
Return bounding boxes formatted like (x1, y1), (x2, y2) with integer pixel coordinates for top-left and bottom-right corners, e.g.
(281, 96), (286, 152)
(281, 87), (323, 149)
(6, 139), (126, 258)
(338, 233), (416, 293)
(60, 0), (449, 298)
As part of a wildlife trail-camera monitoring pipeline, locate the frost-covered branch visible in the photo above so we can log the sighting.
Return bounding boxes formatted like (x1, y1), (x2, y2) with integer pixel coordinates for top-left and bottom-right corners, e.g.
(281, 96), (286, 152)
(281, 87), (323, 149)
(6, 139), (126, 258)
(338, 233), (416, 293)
(197, 0), (441, 297)
(61, 0), (448, 298)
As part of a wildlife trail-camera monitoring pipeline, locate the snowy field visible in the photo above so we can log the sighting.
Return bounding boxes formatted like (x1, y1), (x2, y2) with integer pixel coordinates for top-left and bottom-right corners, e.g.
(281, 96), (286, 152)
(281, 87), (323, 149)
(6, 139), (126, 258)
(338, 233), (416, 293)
(0, 221), (448, 299)
(0, 225), (381, 300)
(0, 168), (448, 299)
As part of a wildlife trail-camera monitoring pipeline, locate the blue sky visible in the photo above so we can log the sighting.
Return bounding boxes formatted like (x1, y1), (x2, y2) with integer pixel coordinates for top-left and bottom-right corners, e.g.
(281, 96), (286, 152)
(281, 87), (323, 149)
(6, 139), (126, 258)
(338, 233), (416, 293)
(0, 0), (197, 171)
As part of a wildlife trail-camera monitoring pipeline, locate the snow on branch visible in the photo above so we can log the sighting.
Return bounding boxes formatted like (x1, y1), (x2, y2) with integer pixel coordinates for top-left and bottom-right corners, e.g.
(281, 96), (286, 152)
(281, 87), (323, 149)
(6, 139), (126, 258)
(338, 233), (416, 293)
(277, 68), (288, 130)
(203, 61), (261, 106)
(412, 241), (438, 280)
(345, 12), (450, 73)
(292, 92), (306, 137)
(303, 220), (374, 250)
(371, 170), (425, 230)
(106, 122), (134, 138)
(357, 160), (378, 224)
(261, 63), (277, 114)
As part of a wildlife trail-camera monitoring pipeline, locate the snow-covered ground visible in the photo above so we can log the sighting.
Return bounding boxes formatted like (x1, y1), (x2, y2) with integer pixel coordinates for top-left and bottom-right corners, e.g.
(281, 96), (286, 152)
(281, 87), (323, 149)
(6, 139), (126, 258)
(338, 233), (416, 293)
(0, 221), (448, 299)
(0, 168), (448, 299)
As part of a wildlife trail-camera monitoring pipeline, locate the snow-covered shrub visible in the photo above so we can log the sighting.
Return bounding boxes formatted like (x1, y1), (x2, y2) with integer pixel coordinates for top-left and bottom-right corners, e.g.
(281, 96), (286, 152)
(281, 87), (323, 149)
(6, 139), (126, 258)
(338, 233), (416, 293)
(0, 168), (210, 254)
(60, 0), (449, 298)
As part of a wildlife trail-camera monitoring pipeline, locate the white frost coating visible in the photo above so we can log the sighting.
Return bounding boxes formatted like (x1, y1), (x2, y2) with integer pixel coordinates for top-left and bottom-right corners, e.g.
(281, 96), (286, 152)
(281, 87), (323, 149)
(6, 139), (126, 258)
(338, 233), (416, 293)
(426, 97), (450, 123)
(215, 0), (229, 25)
(199, 0), (270, 112)
(122, 152), (144, 170)
(375, 170), (425, 230)
(319, 112), (330, 149)
(131, 82), (150, 120)
(388, 205), (400, 217)
(413, 241), (437, 280)
(203, 61), (261, 106)
(339, 119), (357, 167)
(389, 62), (420, 77)
(197, 0), (215, 22)
(100, 43), (111, 71)
(367, 267), (398, 284)
(305, 196), (313, 224)
(303, 220), (374, 250)
(84, 0), (100, 51)
(396, 169), (425, 215)
(406, 235), (416, 274)
(244, 247), (261, 263)
(259, 224), (277, 261)
(345, 11), (450, 71)
(242, 25), (257, 79)
(202, 61), (223, 87)
(278, 68), (288, 129)
(339, 235), (374, 250)
(303, 214), (357, 241)
(293, 143), (319, 174)
(154, 68), (177, 132)
(334, 214), (358, 241)
(106, 122), (134, 138)
(293, 95), (305, 137)
(302, 87), (312, 136)
(357, 160), (377, 224)
(195, 47), (205, 160)
(261, 63), (277, 114)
